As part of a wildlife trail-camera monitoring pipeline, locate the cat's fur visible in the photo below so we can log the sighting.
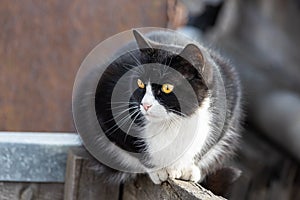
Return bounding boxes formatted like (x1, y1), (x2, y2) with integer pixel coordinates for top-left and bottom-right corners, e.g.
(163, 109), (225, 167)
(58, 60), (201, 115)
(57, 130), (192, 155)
(93, 29), (241, 186)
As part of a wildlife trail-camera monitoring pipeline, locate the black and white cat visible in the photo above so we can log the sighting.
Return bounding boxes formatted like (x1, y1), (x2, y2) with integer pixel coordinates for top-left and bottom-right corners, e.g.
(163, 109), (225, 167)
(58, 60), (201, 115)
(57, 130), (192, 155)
(90, 29), (242, 186)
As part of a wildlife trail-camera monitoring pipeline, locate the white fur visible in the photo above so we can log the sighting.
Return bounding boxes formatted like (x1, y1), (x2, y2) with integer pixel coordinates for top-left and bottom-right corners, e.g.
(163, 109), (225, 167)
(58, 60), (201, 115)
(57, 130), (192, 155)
(139, 84), (211, 183)
(140, 84), (169, 123)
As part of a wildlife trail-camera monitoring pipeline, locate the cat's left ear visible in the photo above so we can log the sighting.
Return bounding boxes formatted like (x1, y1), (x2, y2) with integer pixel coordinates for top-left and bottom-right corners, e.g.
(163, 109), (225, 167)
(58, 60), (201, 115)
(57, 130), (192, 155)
(179, 44), (213, 88)
(133, 29), (157, 53)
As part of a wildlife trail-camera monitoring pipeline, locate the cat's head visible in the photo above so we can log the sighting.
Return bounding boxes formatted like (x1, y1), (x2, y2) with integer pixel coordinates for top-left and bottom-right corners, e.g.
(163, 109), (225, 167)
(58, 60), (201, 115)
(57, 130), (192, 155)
(95, 30), (213, 151)
(127, 30), (212, 123)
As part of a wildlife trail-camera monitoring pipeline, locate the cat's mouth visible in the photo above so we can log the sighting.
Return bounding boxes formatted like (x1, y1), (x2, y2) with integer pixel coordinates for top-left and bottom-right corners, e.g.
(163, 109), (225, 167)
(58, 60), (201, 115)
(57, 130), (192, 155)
(142, 111), (159, 120)
(142, 111), (169, 123)
(143, 112), (154, 118)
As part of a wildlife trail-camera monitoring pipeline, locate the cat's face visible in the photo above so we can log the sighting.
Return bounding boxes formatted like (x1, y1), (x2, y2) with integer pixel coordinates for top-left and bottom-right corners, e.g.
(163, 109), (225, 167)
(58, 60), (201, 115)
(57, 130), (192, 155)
(129, 62), (202, 123)
(97, 47), (209, 131)
(138, 82), (170, 122)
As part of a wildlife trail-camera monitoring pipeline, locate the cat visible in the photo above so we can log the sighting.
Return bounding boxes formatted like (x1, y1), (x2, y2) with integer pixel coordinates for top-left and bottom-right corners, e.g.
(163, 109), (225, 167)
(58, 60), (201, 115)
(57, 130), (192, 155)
(93, 29), (242, 188)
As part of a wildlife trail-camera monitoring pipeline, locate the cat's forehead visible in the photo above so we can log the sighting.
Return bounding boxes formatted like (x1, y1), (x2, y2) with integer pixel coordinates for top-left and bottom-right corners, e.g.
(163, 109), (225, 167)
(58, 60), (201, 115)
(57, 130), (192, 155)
(136, 63), (184, 84)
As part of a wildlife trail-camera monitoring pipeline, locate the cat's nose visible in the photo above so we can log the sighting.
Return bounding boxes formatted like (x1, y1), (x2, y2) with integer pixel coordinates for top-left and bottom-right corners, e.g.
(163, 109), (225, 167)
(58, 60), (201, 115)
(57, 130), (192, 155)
(142, 103), (152, 111)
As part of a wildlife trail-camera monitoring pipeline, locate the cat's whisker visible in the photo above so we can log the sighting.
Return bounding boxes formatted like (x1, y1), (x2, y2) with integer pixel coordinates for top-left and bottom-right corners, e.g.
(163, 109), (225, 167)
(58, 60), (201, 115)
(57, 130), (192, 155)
(123, 63), (145, 75)
(123, 63), (137, 68)
(171, 117), (183, 130)
(111, 105), (138, 117)
(103, 106), (139, 124)
(120, 64), (136, 71)
(126, 111), (140, 132)
(106, 104), (129, 110)
(109, 104), (139, 111)
(128, 66), (145, 76)
(124, 111), (141, 142)
(104, 114), (132, 136)
(111, 103), (130, 109)
(128, 51), (141, 66)
(105, 108), (141, 136)
(139, 65), (145, 74)
(110, 103), (138, 110)
(115, 109), (141, 135)
(168, 109), (187, 117)
(107, 101), (139, 107)
(162, 62), (169, 76)
(129, 73), (141, 78)
(112, 108), (139, 121)
(168, 55), (174, 67)
(110, 104), (130, 110)
(109, 101), (134, 104)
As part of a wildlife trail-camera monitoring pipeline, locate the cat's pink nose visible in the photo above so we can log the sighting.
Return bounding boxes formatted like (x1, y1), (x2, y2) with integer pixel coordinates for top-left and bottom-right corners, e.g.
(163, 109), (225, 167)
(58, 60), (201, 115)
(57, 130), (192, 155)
(142, 103), (152, 111)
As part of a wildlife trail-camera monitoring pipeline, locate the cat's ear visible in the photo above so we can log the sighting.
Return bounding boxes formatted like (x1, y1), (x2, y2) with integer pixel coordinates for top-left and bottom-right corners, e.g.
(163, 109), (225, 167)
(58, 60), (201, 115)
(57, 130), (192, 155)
(133, 30), (158, 54)
(179, 44), (212, 88)
(133, 30), (152, 49)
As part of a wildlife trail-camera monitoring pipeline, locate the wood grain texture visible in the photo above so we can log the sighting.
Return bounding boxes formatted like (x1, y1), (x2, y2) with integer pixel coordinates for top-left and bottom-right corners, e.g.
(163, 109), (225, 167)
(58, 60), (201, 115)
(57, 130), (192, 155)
(64, 147), (225, 200)
(64, 147), (119, 200)
(0, 182), (64, 200)
(123, 176), (225, 200)
(0, 0), (168, 132)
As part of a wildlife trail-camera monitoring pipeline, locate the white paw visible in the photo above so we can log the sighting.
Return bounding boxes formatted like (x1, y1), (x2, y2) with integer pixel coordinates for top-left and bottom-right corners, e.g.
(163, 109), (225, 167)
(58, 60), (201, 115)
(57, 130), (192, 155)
(180, 165), (202, 182)
(148, 168), (169, 184)
(167, 168), (182, 179)
(148, 165), (202, 184)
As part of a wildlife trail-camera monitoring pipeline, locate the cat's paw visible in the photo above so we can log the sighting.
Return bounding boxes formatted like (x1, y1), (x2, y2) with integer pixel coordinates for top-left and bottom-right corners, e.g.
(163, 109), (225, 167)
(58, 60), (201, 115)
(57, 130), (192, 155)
(148, 169), (169, 184)
(148, 165), (202, 184)
(180, 165), (202, 182)
(166, 168), (182, 179)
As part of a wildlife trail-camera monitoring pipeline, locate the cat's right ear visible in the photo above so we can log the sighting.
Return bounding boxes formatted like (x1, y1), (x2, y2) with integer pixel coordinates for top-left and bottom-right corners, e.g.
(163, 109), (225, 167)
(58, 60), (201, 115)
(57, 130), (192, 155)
(133, 30), (157, 53)
(179, 44), (213, 88)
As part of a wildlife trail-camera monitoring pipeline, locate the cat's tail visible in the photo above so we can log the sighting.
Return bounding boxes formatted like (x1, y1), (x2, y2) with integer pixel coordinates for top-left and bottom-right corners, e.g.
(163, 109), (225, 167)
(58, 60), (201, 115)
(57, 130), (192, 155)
(88, 160), (137, 185)
(201, 166), (241, 197)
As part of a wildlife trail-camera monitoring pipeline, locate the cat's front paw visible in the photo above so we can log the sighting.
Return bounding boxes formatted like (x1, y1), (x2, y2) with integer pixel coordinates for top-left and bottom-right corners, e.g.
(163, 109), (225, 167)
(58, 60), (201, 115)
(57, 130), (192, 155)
(167, 165), (202, 182)
(148, 165), (202, 184)
(148, 168), (169, 184)
(179, 165), (202, 182)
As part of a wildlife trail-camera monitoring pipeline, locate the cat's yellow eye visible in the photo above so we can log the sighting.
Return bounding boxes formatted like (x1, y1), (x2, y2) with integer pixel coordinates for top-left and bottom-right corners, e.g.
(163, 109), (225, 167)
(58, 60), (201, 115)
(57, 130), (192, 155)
(161, 84), (174, 94)
(137, 79), (145, 89)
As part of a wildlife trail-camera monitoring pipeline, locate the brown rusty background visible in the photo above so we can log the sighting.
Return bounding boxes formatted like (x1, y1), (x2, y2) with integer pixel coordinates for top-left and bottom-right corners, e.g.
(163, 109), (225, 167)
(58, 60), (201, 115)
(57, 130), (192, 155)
(0, 0), (168, 132)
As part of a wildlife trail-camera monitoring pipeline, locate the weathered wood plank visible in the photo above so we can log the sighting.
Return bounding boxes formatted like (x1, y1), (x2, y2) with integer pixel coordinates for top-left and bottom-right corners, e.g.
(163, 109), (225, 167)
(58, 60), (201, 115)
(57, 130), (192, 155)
(169, 179), (225, 200)
(64, 147), (225, 200)
(122, 175), (182, 200)
(0, 182), (64, 200)
(123, 175), (225, 200)
(64, 147), (120, 200)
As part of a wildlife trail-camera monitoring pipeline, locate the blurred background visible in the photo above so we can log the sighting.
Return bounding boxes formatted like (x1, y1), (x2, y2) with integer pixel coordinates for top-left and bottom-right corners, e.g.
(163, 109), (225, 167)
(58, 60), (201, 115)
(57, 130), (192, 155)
(1, 0), (300, 199)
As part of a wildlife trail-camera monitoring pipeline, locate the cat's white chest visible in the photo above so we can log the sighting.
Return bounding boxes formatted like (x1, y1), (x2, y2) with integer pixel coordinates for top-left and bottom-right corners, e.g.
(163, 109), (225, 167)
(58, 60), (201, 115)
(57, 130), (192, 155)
(144, 98), (211, 169)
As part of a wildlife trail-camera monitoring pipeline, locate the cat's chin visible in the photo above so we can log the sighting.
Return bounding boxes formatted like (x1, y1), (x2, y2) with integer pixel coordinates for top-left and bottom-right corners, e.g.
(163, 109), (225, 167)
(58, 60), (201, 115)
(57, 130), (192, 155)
(144, 114), (177, 124)
(143, 113), (167, 123)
